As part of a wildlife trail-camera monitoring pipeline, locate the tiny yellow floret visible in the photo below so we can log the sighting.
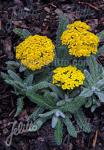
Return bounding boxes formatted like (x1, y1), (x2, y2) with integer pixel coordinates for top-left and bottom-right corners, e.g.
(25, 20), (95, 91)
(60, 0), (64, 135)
(16, 35), (55, 70)
(61, 21), (99, 57)
(52, 66), (85, 90)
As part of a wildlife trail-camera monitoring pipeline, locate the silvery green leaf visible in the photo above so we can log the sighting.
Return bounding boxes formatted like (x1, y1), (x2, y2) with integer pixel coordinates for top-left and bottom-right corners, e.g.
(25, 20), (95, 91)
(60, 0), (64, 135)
(65, 98), (73, 102)
(95, 101), (101, 107)
(55, 110), (65, 118)
(51, 86), (64, 99)
(102, 70), (104, 76)
(26, 86), (33, 90)
(13, 28), (31, 39)
(43, 91), (56, 104)
(84, 70), (94, 87)
(97, 30), (104, 40)
(57, 100), (65, 106)
(26, 91), (55, 109)
(24, 74), (34, 86)
(86, 56), (98, 81)
(59, 112), (65, 118)
(19, 65), (26, 72)
(95, 91), (104, 102)
(92, 98), (97, 105)
(56, 15), (69, 47)
(91, 105), (97, 112)
(98, 45), (104, 55)
(60, 97), (85, 113)
(91, 86), (100, 92)
(8, 70), (22, 82)
(5, 79), (21, 89)
(67, 113), (72, 118)
(95, 79), (104, 88)
(32, 81), (52, 91)
(80, 88), (93, 98)
(39, 109), (57, 118)
(15, 97), (24, 117)
(28, 107), (44, 121)
(63, 116), (77, 138)
(85, 100), (92, 108)
(87, 56), (103, 81)
(52, 116), (59, 128)
(75, 110), (91, 133)
(1, 72), (10, 80)
(14, 81), (25, 88)
(54, 119), (63, 145)
(65, 94), (69, 100)
(49, 92), (58, 99)
(65, 94), (73, 102)
(6, 61), (20, 66)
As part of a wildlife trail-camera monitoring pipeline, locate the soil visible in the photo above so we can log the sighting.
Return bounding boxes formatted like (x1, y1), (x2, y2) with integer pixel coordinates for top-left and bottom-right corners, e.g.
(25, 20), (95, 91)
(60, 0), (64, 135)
(0, 0), (104, 149)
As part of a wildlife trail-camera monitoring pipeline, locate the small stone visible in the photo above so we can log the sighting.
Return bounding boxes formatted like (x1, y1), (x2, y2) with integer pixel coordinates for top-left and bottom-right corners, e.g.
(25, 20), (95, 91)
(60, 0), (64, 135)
(44, 7), (50, 13)
(3, 128), (9, 135)
(3, 119), (7, 124)
(55, 8), (63, 15)
(46, 15), (50, 19)
(44, 18), (48, 21)
(35, 27), (41, 33)
(24, 7), (31, 12)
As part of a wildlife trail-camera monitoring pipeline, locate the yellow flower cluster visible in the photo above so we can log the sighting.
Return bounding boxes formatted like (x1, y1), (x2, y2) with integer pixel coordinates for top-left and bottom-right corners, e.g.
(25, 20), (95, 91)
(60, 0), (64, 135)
(52, 66), (85, 90)
(61, 21), (99, 57)
(67, 21), (91, 31)
(16, 35), (55, 70)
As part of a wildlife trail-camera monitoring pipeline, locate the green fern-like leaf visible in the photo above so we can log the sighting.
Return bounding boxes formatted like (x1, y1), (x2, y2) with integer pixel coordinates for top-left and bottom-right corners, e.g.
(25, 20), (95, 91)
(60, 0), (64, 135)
(1, 72), (10, 80)
(86, 56), (103, 81)
(54, 119), (63, 145)
(15, 97), (24, 117)
(97, 30), (104, 41)
(97, 45), (104, 56)
(59, 97), (85, 113)
(29, 107), (44, 121)
(26, 91), (56, 110)
(4, 79), (23, 90)
(32, 81), (52, 91)
(24, 74), (34, 86)
(56, 15), (69, 47)
(8, 70), (22, 82)
(13, 28), (31, 39)
(55, 15), (70, 61)
(43, 91), (57, 104)
(63, 116), (77, 138)
(51, 86), (64, 99)
(74, 110), (91, 133)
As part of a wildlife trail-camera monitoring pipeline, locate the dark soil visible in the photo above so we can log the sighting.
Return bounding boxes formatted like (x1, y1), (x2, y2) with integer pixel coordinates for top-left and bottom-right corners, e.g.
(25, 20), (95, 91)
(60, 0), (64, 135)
(0, 0), (104, 149)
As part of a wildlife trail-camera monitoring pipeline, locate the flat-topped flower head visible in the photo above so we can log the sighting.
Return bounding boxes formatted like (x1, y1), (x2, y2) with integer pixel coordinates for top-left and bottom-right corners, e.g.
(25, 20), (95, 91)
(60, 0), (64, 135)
(52, 66), (85, 90)
(16, 35), (55, 70)
(67, 21), (91, 31)
(61, 21), (99, 57)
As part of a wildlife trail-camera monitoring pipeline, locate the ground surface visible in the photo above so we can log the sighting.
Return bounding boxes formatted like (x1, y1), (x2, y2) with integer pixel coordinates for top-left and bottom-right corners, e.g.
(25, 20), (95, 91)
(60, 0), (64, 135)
(0, 0), (104, 149)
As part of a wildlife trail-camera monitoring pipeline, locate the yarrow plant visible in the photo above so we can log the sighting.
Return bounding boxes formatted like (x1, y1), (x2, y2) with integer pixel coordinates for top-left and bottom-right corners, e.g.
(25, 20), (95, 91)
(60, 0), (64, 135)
(16, 35), (55, 70)
(52, 66), (85, 90)
(61, 21), (99, 57)
(2, 16), (104, 146)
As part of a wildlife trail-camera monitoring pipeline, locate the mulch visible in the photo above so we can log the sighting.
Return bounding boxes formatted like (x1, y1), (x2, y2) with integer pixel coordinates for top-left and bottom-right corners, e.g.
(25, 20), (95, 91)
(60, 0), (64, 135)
(0, 0), (104, 149)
